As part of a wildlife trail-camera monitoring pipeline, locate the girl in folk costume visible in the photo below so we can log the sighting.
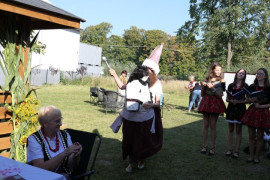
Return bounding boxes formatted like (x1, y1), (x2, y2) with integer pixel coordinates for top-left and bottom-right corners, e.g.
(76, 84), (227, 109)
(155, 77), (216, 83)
(242, 68), (270, 164)
(198, 62), (226, 155)
(110, 44), (164, 172)
(225, 69), (248, 158)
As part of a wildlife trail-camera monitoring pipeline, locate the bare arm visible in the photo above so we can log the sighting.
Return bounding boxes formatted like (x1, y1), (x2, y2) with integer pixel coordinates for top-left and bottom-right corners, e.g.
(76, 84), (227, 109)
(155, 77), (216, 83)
(254, 103), (270, 109)
(109, 68), (126, 89)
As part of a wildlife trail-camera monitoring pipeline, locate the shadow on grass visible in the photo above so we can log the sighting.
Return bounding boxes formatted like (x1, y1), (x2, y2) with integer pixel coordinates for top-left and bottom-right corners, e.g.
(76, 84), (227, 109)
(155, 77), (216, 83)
(90, 117), (270, 180)
(84, 100), (91, 104)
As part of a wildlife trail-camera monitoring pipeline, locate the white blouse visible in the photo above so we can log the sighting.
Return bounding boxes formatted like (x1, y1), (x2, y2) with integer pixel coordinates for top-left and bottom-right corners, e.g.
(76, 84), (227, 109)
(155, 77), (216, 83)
(27, 130), (72, 163)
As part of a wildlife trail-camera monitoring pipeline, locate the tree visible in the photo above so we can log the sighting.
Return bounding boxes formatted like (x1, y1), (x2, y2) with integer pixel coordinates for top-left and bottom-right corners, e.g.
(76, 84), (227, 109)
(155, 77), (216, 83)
(104, 35), (135, 64)
(80, 22), (113, 46)
(140, 30), (168, 63)
(178, 0), (270, 71)
(123, 26), (145, 64)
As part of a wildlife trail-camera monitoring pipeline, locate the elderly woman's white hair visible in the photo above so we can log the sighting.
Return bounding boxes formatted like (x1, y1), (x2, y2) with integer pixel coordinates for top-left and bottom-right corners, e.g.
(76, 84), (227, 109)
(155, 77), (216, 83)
(38, 105), (61, 125)
(189, 75), (195, 79)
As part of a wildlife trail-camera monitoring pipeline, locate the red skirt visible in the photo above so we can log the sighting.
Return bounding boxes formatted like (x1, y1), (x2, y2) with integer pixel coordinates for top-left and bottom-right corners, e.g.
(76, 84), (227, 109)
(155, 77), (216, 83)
(198, 94), (226, 114)
(122, 108), (163, 163)
(241, 105), (270, 129)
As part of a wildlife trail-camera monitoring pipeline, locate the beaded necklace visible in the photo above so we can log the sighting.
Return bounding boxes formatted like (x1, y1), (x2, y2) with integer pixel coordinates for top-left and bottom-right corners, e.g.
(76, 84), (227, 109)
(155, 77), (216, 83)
(41, 128), (60, 152)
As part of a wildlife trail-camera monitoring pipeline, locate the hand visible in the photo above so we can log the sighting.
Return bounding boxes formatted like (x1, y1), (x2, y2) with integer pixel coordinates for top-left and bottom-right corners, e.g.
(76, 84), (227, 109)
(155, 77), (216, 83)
(142, 101), (153, 109)
(247, 97), (257, 103)
(206, 82), (214, 89)
(231, 99), (238, 105)
(201, 81), (207, 86)
(65, 143), (82, 157)
(73, 142), (82, 157)
(109, 68), (117, 77)
(254, 103), (261, 108)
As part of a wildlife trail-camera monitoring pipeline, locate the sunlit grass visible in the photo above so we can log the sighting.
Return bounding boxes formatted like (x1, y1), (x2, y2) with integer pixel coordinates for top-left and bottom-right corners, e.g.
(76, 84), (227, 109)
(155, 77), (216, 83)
(35, 84), (270, 180)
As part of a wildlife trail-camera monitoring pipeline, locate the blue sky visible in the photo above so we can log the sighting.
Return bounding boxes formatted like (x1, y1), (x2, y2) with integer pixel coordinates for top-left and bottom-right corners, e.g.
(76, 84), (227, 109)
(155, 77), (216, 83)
(49, 0), (191, 36)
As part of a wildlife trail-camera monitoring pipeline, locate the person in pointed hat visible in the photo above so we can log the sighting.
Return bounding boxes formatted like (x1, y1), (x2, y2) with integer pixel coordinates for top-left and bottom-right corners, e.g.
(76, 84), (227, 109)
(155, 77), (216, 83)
(109, 43), (164, 172)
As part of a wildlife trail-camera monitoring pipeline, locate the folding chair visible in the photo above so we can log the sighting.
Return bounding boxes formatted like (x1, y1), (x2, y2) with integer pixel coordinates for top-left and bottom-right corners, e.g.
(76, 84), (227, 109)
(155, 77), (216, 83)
(66, 129), (102, 180)
(90, 87), (98, 103)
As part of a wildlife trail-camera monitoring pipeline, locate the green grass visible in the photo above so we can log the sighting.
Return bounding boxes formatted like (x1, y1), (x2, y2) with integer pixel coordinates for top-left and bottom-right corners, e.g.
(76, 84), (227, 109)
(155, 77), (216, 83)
(36, 85), (270, 180)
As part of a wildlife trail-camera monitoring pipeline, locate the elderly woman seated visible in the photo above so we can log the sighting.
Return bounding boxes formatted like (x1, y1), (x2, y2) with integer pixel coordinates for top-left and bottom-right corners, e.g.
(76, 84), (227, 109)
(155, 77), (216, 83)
(27, 105), (82, 178)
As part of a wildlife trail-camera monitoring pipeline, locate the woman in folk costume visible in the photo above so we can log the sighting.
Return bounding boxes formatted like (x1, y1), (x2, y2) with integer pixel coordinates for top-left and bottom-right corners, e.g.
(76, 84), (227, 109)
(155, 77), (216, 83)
(198, 62), (226, 155)
(241, 68), (270, 164)
(225, 69), (248, 158)
(110, 44), (164, 172)
(27, 106), (82, 178)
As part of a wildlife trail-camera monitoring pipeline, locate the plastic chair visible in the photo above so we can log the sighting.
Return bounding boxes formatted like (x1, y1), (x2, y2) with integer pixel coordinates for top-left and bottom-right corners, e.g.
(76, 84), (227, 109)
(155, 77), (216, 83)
(96, 88), (106, 105)
(66, 128), (102, 180)
(103, 90), (125, 114)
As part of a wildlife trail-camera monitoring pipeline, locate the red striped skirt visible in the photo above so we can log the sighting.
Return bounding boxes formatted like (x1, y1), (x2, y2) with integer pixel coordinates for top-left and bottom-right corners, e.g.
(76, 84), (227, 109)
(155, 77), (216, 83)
(241, 105), (270, 129)
(198, 94), (226, 114)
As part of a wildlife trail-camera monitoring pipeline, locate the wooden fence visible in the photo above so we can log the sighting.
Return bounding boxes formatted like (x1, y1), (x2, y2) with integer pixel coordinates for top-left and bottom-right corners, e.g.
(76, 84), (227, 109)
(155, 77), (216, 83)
(0, 91), (13, 158)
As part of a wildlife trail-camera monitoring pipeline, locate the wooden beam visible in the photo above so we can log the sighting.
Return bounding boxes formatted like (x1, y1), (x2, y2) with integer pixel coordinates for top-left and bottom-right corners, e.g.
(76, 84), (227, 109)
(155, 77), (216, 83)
(30, 20), (72, 30)
(0, 107), (12, 119)
(0, 152), (10, 158)
(0, 121), (13, 135)
(0, 91), (12, 104)
(0, 2), (81, 29)
(0, 137), (11, 151)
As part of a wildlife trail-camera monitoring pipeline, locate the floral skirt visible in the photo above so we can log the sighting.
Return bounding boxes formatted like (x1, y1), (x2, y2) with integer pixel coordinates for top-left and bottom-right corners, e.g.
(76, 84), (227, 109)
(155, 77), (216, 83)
(241, 105), (270, 129)
(198, 94), (226, 114)
(122, 108), (163, 163)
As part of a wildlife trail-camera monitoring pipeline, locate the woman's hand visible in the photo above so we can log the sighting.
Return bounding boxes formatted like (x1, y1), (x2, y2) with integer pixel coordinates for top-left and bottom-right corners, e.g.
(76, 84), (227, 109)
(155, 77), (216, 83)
(65, 143), (82, 157)
(73, 142), (82, 157)
(142, 101), (154, 109)
(206, 82), (214, 89)
(246, 97), (257, 103)
(254, 103), (262, 108)
(109, 68), (117, 77)
(201, 81), (207, 86)
(228, 99), (236, 104)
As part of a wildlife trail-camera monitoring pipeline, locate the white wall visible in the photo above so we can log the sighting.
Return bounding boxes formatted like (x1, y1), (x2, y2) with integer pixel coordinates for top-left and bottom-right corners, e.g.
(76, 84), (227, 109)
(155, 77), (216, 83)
(78, 43), (102, 76)
(223, 72), (256, 101)
(32, 29), (80, 71)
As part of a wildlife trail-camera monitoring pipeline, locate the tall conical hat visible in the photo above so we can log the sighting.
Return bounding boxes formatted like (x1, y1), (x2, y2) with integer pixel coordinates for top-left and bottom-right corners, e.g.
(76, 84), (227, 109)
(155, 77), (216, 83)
(142, 43), (164, 74)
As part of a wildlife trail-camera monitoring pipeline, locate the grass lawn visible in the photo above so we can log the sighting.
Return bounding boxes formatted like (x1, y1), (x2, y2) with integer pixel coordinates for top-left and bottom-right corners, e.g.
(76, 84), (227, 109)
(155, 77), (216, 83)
(36, 85), (270, 180)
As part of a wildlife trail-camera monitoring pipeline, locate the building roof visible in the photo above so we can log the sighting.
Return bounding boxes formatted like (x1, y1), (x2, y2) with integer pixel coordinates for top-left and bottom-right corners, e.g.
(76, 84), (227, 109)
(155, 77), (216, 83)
(0, 0), (85, 29)
(6, 0), (85, 22)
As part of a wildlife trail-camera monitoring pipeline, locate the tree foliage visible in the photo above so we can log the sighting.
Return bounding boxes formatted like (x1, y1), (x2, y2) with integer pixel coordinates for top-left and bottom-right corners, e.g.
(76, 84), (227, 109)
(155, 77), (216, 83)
(80, 22), (113, 47)
(80, 23), (207, 80)
(178, 0), (270, 71)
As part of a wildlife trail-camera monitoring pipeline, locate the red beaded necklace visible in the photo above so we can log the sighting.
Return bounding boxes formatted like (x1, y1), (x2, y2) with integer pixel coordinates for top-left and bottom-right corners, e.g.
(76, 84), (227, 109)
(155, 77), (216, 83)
(41, 128), (60, 152)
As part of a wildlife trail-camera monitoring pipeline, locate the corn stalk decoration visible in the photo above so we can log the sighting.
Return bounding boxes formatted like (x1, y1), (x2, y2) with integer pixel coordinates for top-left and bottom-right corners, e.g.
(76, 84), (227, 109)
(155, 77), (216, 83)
(0, 14), (40, 162)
